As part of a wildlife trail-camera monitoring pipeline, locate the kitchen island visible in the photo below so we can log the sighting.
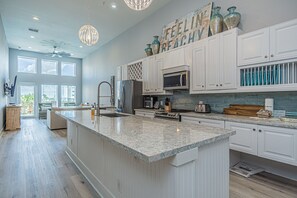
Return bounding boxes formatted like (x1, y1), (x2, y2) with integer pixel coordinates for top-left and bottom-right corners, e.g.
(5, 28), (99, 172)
(58, 110), (235, 198)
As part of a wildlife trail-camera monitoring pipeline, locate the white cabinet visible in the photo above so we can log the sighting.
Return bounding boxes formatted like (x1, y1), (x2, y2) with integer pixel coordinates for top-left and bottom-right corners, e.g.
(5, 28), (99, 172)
(121, 64), (128, 80)
(181, 116), (224, 128)
(238, 28), (270, 66)
(116, 66), (122, 81)
(206, 28), (238, 90)
(258, 126), (297, 166)
(67, 121), (78, 155)
(163, 47), (186, 69)
(142, 54), (172, 95)
(238, 18), (297, 66)
(225, 121), (258, 155)
(270, 19), (297, 61)
(135, 110), (155, 118)
(191, 41), (207, 92)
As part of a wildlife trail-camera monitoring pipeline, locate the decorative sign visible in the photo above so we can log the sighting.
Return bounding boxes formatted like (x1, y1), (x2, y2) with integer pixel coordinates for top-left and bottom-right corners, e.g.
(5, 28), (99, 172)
(160, 2), (213, 52)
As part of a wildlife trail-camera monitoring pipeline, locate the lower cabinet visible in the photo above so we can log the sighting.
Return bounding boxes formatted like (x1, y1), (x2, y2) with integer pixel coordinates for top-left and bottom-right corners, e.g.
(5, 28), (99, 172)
(258, 126), (297, 166)
(182, 117), (297, 166)
(135, 110), (155, 118)
(225, 122), (258, 155)
(181, 116), (224, 128)
(226, 121), (297, 166)
(67, 121), (78, 155)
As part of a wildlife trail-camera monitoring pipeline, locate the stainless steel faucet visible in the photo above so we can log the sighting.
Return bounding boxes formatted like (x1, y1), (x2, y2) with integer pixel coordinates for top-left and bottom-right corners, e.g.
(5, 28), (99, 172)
(96, 81), (113, 116)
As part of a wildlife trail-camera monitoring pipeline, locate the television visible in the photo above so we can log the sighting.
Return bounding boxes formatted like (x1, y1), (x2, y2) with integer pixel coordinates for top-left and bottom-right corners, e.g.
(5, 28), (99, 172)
(4, 75), (17, 97)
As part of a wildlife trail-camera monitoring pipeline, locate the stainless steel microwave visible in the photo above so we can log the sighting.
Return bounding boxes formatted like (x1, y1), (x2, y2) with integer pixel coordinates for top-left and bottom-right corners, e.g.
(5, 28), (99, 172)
(163, 71), (189, 90)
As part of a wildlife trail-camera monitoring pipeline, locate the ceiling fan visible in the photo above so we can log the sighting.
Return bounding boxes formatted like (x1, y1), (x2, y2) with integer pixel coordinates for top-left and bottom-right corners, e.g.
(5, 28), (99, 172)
(47, 46), (71, 58)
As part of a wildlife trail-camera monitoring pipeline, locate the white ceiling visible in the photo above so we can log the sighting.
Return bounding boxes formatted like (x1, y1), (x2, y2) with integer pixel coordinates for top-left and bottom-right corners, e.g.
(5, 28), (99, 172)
(0, 0), (173, 58)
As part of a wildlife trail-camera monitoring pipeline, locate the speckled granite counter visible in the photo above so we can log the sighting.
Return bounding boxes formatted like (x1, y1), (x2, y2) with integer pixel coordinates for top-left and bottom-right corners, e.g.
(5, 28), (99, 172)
(58, 110), (234, 163)
(181, 112), (297, 129)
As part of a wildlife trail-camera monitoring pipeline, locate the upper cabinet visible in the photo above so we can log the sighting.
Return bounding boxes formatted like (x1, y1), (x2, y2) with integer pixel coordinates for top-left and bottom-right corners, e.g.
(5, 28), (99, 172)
(191, 28), (238, 94)
(142, 54), (172, 95)
(270, 19), (297, 61)
(191, 41), (207, 92)
(164, 47), (191, 69)
(238, 18), (297, 66)
(238, 28), (270, 66)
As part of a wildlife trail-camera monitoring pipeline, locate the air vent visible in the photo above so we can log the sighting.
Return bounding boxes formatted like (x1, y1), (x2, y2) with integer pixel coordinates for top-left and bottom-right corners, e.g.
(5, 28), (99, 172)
(28, 28), (39, 33)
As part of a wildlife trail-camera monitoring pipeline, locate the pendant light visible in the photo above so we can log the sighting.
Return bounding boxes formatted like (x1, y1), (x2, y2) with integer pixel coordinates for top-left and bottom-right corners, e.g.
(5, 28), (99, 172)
(78, 0), (99, 46)
(78, 24), (99, 46)
(123, 0), (153, 11)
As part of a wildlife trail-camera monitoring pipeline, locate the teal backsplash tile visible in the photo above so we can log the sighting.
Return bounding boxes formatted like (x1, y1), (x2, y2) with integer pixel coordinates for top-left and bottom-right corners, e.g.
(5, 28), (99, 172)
(158, 91), (297, 113)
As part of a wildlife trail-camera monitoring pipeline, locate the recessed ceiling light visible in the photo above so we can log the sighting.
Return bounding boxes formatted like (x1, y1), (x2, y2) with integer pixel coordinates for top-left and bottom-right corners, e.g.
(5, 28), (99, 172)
(33, 16), (39, 21)
(111, 2), (117, 9)
(30, 35), (35, 39)
(28, 46), (32, 49)
(80, 45), (83, 48)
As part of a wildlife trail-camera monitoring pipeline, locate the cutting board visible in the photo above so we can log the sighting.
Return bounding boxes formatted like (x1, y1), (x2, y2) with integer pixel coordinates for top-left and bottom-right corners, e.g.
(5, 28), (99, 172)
(224, 104), (264, 116)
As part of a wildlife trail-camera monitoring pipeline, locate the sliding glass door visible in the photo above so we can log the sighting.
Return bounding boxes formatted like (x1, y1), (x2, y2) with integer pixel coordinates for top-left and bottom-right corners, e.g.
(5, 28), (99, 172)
(19, 85), (36, 117)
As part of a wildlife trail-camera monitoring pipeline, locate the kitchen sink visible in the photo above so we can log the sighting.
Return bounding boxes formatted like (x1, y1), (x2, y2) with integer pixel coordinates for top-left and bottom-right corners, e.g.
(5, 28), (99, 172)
(100, 113), (129, 118)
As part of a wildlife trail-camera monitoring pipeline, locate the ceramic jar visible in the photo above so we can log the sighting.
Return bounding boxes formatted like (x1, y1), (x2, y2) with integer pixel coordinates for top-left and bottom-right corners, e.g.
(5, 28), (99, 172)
(145, 44), (153, 56)
(209, 6), (223, 35)
(151, 35), (160, 55)
(224, 6), (241, 30)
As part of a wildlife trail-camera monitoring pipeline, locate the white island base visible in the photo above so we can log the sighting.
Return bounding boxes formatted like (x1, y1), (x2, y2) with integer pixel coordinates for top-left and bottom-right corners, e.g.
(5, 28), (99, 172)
(66, 120), (230, 198)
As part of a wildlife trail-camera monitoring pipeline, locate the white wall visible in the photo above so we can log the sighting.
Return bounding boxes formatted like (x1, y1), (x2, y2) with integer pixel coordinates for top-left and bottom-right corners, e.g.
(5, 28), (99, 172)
(0, 15), (9, 130)
(9, 49), (82, 109)
(83, 0), (297, 103)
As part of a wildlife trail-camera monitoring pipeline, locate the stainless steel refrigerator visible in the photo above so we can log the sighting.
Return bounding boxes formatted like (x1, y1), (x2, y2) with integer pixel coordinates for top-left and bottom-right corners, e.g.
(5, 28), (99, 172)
(116, 80), (143, 114)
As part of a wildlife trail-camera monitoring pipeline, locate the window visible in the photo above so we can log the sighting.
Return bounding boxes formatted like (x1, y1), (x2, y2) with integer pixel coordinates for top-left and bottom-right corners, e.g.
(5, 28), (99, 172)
(41, 85), (58, 106)
(41, 60), (58, 75)
(61, 62), (76, 76)
(17, 56), (37, 73)
(61, 85), (76, 106)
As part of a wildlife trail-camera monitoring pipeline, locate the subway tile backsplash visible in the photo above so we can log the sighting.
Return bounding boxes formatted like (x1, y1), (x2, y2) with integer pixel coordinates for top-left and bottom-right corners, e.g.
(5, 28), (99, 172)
(158, 91), (297, 113)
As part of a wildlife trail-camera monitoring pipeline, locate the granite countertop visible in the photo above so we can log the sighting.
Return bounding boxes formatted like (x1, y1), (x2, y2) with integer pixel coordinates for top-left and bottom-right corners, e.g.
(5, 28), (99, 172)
(181, 112), (297, 129)
(57, 110), (234, 163)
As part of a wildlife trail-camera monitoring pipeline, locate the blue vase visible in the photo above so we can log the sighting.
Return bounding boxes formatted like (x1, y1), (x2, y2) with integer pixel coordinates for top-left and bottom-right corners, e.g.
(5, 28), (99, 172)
(209, 6), (223, 35)
(224, 6), (241, 30)
(145, 44), (153, 56)
(151, 36), (160, 55)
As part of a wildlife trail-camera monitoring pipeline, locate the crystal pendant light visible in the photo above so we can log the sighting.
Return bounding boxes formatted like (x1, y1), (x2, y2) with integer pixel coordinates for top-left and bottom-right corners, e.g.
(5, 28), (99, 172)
(123, 0), (153, 11)
(78, 24), (99, 46)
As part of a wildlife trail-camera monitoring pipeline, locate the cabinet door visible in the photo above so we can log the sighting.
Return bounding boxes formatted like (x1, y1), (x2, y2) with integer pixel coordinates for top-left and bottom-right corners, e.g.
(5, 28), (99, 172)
(206, 35), (220, 90)
(225, 122), (258, 155)
(155, 54), (164, 92)
(163, 47), (185, 69)
(191, 41), (206, 92)
(258, 126), (297, 166)
(220, 29), (237, 89)
(121, 64), (128, 80)
(270, 19), (297, 62)
(67, 121), (78, 155)
(181, 116), (224, 128)
(238, 28), (270, 66)
(142, 58), (150, 94)
(116, 66), (122, 81)
(148, 56), (156, 92)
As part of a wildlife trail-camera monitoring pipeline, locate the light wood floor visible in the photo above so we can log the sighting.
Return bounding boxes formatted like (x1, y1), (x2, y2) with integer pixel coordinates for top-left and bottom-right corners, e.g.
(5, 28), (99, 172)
(0, 119), (297, 198)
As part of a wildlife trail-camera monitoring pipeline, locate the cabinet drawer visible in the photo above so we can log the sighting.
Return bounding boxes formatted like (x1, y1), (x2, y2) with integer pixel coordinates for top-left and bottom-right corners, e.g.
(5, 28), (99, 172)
(181, 116), (224, 128)
(225, 121), (258, 155)
(135, 111), (155, 118)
